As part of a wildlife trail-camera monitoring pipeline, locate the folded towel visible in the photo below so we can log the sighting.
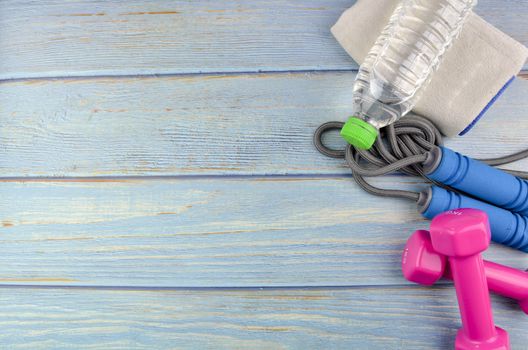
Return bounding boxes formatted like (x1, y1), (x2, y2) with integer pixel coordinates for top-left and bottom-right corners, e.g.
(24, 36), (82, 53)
(331, 0), (528, 136)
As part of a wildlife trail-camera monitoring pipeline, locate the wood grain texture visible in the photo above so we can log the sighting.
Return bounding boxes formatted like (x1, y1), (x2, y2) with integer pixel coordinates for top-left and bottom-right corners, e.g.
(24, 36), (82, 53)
(0, 286), (526, 349)
(1, 177), (525, 287)
(1, 2), (527, 348)
(1, 72), (527, 177)
(0, 0), (526, 80)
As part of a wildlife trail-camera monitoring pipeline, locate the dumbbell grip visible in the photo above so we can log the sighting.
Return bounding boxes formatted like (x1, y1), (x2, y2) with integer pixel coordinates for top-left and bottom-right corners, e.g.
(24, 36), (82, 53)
(486, 261), (528, 301)
(445, 261), (528, 301)
(424, 146), (528, 216)
(420, 186), (528, 252)
(449, 256), (497, 341)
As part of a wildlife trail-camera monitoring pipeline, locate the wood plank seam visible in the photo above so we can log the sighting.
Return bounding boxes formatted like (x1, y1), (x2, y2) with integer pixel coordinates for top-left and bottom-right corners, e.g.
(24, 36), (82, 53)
(1, 70), (526, 86)
(0, 69), (359, 85)
(0, 284), (449, 291)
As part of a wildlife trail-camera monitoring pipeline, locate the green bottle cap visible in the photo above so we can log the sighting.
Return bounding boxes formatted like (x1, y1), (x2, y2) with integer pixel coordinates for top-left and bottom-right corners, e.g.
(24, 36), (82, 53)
(340, 117), (378, 150)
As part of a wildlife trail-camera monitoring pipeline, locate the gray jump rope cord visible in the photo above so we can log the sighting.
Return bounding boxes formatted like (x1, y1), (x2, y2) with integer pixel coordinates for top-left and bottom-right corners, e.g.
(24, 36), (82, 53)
(313, 114), (528, 202)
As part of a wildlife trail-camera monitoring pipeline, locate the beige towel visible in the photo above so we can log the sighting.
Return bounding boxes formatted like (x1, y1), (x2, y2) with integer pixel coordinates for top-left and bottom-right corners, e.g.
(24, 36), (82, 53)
(332, 0), (528, 136)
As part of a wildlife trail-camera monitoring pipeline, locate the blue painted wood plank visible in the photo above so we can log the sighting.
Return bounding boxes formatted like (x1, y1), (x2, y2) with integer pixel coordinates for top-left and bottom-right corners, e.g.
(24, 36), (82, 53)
(1, 72), (527, 177)
(0, 0), (526, 79)
(0, 286), (525, 349)
(0, 177), (525, 287)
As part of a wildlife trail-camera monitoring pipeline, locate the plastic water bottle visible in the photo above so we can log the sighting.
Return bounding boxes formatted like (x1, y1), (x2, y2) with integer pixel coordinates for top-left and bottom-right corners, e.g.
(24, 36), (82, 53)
(340, 0), (477, 150)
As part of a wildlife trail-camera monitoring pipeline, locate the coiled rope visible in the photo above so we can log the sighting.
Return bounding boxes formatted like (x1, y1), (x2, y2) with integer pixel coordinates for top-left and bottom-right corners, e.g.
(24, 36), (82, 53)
(313, 114), (528, 201)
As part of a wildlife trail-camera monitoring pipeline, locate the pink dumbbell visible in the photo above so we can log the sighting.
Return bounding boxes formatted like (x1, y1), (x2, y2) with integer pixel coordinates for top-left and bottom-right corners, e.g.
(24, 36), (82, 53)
(429, 209), (509, 350)
(402, 229), (528, 314)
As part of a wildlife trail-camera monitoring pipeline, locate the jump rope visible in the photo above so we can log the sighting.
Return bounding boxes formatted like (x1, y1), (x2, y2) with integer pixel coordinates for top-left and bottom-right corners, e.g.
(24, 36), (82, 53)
(314, 115), (528, 251)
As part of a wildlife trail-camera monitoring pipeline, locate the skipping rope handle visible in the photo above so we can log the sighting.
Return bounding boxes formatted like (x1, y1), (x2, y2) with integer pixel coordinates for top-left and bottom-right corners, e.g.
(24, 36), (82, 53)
(424, 146), (528, 216)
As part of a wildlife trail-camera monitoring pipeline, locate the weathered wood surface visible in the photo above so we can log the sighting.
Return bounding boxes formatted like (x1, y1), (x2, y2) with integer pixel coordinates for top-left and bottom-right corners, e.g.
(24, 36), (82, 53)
(0, 0), (526, 80)
(0, 286), (526, 350)
(1, 73), (527, 177)
(1, 177), (525, 287)
(1, 0), (527, 348)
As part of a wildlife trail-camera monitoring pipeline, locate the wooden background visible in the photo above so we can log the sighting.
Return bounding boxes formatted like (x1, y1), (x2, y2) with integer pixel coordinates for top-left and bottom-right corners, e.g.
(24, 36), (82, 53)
(0, 0), (527, 348)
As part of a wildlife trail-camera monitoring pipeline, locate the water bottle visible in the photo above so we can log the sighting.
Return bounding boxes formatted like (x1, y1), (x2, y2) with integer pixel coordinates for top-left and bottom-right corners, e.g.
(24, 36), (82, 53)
(340, 0), (477, 150)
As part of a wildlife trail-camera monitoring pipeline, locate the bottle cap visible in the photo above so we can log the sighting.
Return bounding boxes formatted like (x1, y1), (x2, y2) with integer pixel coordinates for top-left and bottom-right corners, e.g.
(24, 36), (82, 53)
(340, 117), (378, 150)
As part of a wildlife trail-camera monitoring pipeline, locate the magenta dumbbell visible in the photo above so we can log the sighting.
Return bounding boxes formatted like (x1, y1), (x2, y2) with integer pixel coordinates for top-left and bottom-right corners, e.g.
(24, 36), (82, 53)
(402, 229), (528, 314)
(430, 209), (510, 350)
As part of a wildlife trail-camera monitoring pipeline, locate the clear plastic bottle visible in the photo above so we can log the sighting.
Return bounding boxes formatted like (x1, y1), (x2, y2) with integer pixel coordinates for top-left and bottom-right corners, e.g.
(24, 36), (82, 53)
(341, 0), (477, 150)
